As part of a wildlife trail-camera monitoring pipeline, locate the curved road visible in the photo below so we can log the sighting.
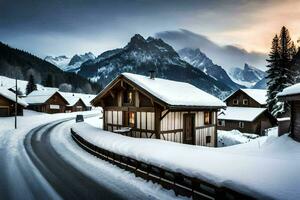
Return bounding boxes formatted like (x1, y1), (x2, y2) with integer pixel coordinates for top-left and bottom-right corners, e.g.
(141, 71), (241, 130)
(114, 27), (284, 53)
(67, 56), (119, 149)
(0, 116), (177, 200)
(23, 118), (124, 200)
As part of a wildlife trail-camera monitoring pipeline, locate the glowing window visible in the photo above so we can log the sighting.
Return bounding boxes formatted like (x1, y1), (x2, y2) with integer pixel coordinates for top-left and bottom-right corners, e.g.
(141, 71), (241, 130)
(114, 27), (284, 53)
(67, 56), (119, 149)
(129, 112), (135, 128)
(204, 112), (212, 125)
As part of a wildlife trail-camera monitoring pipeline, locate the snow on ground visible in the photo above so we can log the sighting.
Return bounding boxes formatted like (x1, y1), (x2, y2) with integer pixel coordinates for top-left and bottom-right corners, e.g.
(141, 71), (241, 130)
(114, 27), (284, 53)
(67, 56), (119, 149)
(85, 115), (103, 129)
(0, 109), (187, 200)
(265, 127), (279, 137)
(72, 122), (300, 200)
(0, 109), (100, 199)
(218, 130), (259, 147)
(50, 119), (186, 200)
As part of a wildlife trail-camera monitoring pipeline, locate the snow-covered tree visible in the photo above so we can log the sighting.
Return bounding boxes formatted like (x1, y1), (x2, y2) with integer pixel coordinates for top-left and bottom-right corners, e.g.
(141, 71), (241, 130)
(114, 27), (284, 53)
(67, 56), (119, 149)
(266, 35), (280, 115)
(266, 26), (296, 117)
(26, 74), (37, 95)
(59, 83), (73, 92)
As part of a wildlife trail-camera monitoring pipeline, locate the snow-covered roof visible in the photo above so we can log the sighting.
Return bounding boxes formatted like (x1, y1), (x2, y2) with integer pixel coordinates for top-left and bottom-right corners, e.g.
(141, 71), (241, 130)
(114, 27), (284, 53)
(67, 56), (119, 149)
(59, 92), (96, 107)
(24, 90), (59, 104)
(277, 83), (300, 97)
(218, 106), (267, 122)
(64, 96), (80, 106)
(0, 87), (28, 107)
(121, 73), (226, 108)
(225, 89), (267, 105)
(241, 89), (267, 105)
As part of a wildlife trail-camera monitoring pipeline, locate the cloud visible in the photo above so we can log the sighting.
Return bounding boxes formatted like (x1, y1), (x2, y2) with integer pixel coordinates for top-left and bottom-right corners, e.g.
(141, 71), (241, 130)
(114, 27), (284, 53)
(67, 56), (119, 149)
(155, 29), (267, 70)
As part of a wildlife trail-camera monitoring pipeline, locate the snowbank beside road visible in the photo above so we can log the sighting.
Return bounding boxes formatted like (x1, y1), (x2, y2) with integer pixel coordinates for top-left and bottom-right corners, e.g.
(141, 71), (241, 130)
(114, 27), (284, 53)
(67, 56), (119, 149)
(0, 109), (101, 199)
(72, 122), (300, 200)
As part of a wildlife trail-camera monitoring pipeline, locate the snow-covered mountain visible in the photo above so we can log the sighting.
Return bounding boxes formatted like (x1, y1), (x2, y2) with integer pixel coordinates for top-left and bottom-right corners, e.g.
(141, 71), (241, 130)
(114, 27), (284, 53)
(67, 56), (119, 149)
(78, 34), (232, 98)
(229, 64), (266, 88)
(44, 55), (70, 69)
(252, 78), (267, 89)
(178, 48), (243, 90)
(45, 52), (95, 73)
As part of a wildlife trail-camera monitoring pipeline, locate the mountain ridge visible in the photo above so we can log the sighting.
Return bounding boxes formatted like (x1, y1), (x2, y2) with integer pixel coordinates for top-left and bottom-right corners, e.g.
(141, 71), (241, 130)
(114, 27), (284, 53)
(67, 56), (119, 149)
(178, 48), (244, 90)
(78, 34), (233, 98)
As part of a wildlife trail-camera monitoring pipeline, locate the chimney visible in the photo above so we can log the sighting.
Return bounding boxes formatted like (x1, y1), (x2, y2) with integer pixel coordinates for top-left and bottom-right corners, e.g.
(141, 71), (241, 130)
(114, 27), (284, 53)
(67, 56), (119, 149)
(149, 70), (155, 80)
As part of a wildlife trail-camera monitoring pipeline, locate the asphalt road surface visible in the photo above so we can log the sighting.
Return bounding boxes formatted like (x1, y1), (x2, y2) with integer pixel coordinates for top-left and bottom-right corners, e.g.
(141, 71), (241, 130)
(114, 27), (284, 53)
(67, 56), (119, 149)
(23, 119), (125, 200)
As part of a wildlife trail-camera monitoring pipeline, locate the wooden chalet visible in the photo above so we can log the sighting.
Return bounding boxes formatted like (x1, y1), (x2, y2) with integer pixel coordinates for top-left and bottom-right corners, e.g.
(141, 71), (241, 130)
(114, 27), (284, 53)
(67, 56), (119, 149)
(91, 72), (226, 147)
(66, 98), (87, 112)
(0, 87), (28, 117)
(24, 90), (68, 114)
(278, 83), (300, 142)
(218, 89), (277, 135)
(59, 92), (89, 112)
(61, 92), (96, 112)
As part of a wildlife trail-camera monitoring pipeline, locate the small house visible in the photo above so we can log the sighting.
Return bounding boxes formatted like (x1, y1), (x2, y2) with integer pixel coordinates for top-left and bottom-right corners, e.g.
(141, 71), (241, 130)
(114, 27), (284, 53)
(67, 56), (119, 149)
(24, 90), (68, 113)
(0, 87), (28, 116)
(218, 89), (277, 135)
(224, 89), (267, 108)
(278, 83), (300, 142)
(65, 98), (87, 112)
(60, 92), (95, 112)
(91, 72), (225, 147)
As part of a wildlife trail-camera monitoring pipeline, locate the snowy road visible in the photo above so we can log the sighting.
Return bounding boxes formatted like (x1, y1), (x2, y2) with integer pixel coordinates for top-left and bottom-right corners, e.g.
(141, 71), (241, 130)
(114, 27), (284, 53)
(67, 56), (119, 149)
(24, 119), (124, 200)
(0, 114), (182, 200)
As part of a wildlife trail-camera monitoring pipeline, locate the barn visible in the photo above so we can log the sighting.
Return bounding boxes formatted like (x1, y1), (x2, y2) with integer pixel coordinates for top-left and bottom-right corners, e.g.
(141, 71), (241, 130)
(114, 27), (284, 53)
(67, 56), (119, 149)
(218, 89), (277, 135)
(278, 83), (300, 142)
(0, 87), (28, 117)
(91, 72), (226, 147)
(24, 90), (68, 113)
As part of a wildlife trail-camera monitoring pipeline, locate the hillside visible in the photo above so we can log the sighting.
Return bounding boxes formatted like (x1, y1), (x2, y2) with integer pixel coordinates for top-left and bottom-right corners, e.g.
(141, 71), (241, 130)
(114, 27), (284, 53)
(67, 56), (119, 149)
(0, 42), (100, 94)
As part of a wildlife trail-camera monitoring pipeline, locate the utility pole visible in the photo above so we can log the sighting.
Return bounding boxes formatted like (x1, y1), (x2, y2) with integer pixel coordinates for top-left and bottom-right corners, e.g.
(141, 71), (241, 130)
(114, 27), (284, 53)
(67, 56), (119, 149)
(15, 75), (17, 129)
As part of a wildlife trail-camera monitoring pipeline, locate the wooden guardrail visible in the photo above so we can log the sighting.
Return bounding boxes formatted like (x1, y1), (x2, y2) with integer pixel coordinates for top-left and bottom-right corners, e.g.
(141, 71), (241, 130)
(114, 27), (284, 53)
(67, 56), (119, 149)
(71, 128), (253, 200)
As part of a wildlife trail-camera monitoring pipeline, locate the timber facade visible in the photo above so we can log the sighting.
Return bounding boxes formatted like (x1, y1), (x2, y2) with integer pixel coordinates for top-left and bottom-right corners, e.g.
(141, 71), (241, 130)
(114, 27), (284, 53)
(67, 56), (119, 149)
(27, 92), (68, 114)
(92, 73), (225, 147)
(218, 89), (276, 135)
(225, 90), (265, 108)
(66, 98), (87, 112)
(218, 111), (275, 135)
(278, 93), (300, 142)
(0, 95), (25, 117)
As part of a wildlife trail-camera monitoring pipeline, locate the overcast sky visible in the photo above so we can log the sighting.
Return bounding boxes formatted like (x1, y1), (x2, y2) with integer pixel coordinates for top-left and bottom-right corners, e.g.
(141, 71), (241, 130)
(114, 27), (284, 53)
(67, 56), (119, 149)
(0, 0), (299, 57)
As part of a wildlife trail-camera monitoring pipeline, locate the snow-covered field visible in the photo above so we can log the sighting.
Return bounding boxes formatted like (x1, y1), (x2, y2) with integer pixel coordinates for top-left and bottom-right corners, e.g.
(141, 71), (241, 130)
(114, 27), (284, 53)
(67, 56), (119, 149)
(72, 122), (300, 200)
(218, 130), (259, 147)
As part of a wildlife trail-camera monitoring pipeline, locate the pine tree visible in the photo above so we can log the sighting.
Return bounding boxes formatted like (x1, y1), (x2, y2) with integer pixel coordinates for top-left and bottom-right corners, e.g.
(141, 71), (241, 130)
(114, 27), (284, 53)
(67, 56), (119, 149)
(266, 35), (281, 114)
(267, 26), (296, 117)
(26, 74), (37, 95)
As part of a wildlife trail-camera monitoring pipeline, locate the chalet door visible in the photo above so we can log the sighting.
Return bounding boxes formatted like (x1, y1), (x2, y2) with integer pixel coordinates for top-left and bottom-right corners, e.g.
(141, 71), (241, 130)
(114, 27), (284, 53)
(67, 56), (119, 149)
(183, 114), (195, 144)
(123, 111), (129, 127)
(123, 111), (135, 128)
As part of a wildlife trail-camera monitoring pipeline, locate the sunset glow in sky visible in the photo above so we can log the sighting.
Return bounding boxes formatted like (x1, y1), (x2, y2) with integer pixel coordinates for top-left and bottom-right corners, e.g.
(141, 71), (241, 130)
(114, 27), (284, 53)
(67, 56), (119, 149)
(0, 0), (299, 57)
